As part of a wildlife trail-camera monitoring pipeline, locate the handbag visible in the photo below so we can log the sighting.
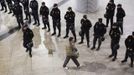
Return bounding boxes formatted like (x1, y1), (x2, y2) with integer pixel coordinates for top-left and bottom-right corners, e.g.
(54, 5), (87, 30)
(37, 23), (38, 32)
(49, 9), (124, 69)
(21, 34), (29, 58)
(72, 47), (79, 58)
(104, 13), (108, 18)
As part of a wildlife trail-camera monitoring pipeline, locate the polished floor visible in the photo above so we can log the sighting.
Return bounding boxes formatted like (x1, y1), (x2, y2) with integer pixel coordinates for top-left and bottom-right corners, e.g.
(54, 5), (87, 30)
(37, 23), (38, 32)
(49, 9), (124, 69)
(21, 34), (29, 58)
(0, 0), (134, 75)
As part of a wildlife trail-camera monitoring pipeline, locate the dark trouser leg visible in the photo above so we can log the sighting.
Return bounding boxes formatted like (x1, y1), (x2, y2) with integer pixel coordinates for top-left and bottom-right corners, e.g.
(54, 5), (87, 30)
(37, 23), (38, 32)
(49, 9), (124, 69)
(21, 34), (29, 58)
(43, 20), (47, 28)
(33, 14), (37, 24)
(52, 20), (56, 34)
(130, 56), (133, 67)
(106, 18), (110, 27)
(92, 36), (97, 48)
(109, 41), (114, 57)
(122, 50), (129, 62)
(97, 37), (102, 50)
(110, 17), (113, 28)
(7, 3), (12, 13)
(63, 56), (71, 67)
(71, 56), (80, 67)
(65, 23), (70, 37)
(117, 19), (123, 34)
(86, 31), (90, 47)
(28, 47), (32, 57)
(0, 3), (4, 10)
(4, 4), (7, 12)
(71, 29), (77, 42)
(120, 22), (123, 34)
(57, 22), (61, 36)
(80, 31), (84, 43)
(36, 14), (40, 25)
(16, 16), (21, 28)
(46, 21), (50, 31)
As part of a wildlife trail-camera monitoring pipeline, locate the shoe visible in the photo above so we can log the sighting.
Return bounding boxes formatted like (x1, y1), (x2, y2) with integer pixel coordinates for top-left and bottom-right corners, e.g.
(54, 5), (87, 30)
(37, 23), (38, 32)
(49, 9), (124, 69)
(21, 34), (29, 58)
(91, 47), (95, 50)
(112, 58), (117, 61)
(108, 55), (113, 58)
(121, 60), (127, 63)
(26, 49), (28, 52)
(24, 18), (28, 20)
(8, 11), (12, 14)
(51, 33), (56, 36)
(47, 29), (50, 32)
(78, 41), (83, 44)
(63, 67), (69, 70)
(57, 34), (61, 37)
(87, 45), (90, 48)
(4, 10), (7, 13)
(33, 22), (37, 25)
(42, 27), (46, 29)
(0, 9), (4, 11)
(38, 23), (40, 26)
(96, 48), (100, 51)
(29, 54), (32, 58)
(77, 65), (80, 69)
(63, 36), (68, 39)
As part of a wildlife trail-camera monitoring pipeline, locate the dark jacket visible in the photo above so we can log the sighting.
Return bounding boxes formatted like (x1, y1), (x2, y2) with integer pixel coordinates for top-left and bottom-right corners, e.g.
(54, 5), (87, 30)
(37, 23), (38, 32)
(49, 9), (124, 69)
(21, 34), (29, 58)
(30, 0), (38, 11)
(116, 8), (126, 19)
(40, 5), (49, 18)
(64, 11), (75, 23)
(94, 22), (106, 36)
(81, 18), (92, 31)
(125, 35), (134, 50)
(13, 3), (23, 16)
(21, 0), (29, 8)
(109, 28), (121, 44)
(106, 2), (116, 18)
(23, 28), (34, 43)
(50, 7), (60, 20)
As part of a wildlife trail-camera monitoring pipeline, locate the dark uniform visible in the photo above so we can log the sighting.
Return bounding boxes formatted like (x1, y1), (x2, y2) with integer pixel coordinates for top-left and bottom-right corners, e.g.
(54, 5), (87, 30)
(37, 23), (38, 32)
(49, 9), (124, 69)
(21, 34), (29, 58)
(116, 4), (126, 35)
(78, 15), (92, 48)
(0, 0), (7, 12)
(40, 2), (50, 31)
(5, 0), (12, 14)
(109, 23), (121, 61)
(23, 25), (34, 57)
(12, 2), (24, 28)
(121, 32), (134, 67)
(21, 0), (31, 23)
(30, 0), (40, 26)
(50, 4), (61, 37)
(105, 1), (116, 27)
(64, 7), (76, 42)
(91, 18), (106, 50)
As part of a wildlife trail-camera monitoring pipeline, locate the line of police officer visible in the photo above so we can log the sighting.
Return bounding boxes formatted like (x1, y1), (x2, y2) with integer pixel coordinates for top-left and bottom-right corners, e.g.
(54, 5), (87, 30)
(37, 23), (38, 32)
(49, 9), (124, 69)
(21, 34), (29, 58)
(0, 0), (134, 67)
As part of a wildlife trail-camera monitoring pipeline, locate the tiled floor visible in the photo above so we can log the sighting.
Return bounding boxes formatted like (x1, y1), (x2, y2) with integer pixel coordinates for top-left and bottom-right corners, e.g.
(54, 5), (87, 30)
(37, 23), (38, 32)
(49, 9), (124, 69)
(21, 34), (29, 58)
(0, 0), (134, 75)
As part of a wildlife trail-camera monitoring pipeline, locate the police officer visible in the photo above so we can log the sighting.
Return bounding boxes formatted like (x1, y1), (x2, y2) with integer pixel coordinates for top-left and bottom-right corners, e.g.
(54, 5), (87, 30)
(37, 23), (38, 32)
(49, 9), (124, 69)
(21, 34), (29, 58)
(63, 7), (77, 42)
(109, 23), (121, 61)
(40, 2), (50, 32)
(91, 18), (106, 50)
(0, 0), (7, 12)
(5, 0), (13, 14)
(21, 0), (31, 23)
(105, 0), (116, 27)
(23, 22), (34, 57)
(30, 0), (40, 26)
(121, 32), (134, 67)
(78, 15), (92, 48)
(12, 1), (24, 28)
(116, 4), (126, 35)
(50, 3), (61, 37)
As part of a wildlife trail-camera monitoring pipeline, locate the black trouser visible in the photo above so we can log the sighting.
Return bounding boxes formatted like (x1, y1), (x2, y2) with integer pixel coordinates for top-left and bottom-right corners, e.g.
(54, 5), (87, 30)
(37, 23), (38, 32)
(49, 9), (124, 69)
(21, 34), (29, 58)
(6, 2), (12, 12)
(42, 17), (50, 30)
(80, 30), (89, 46)
(65, 22), (76, 41)
(0, 2), (7, 11)
(92, 35), (102, 49)
(106, 17), (113, 27)
(23, 41), (32, 56)
(111, 41), (118, 59)
(52, 19), (61, 35)
(123, 50), (134, 66)
(32, 10), (40, 24)
(16, 15), (24, 27)
(117, 18), (123, 34)
(63, 56), (80, 67)
(24, 7), (31, 22)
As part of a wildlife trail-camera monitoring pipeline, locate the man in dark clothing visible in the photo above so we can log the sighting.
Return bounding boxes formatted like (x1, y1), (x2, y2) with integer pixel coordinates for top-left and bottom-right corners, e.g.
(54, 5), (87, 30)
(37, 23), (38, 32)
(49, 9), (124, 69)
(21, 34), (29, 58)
(40, 2), (50, 32)
(5, 0), (13, 14)
(0, 0), (7, 12)
(63, 7), (77, 42)
(105, 1), (116, 27)
(116, 4), (126, 35)
(91, 18), (106, 50)
(12, 1), (24, 28)
(121, 32), (134, 67)
(78, 15), (92, 48)
(50, 3), (61, 37)
(109, 23), (121, 61)
(30, 0), (40, 26)
(23, 23), (34, 57)
(21, 0), (31, 23)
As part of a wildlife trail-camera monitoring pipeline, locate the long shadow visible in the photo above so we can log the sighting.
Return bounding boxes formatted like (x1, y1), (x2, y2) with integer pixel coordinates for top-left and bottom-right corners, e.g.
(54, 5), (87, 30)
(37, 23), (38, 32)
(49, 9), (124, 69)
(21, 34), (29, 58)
(0, 26), (20, 41)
